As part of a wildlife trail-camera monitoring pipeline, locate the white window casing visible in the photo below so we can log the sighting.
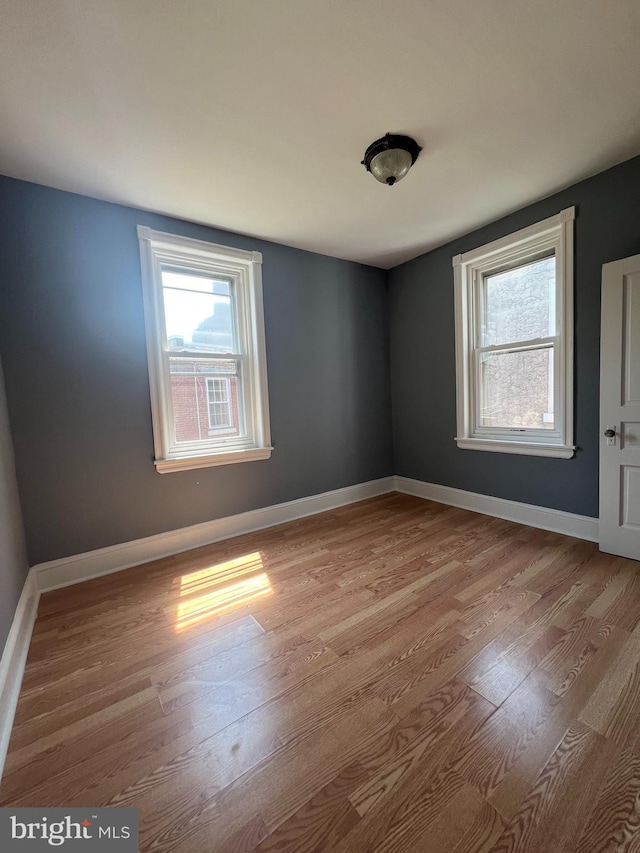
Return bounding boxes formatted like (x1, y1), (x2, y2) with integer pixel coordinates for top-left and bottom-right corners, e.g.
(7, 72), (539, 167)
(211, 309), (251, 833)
(138, 226), (272, 472)
(453, 207), (575, 459)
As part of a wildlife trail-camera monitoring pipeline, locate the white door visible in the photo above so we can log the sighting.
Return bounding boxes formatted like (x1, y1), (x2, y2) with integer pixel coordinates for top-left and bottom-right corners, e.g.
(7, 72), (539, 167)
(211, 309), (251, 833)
(600, 254), (640, 560)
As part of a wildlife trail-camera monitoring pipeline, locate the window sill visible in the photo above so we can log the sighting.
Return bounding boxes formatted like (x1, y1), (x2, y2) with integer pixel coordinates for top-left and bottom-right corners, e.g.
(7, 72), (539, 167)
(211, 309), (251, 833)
(155, 446), (273, 473)
(455, 437), (575, 459)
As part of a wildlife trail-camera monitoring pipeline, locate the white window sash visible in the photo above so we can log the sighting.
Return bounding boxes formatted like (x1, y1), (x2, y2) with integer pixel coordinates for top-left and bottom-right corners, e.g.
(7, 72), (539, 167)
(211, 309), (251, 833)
(472, 339), (558, 438)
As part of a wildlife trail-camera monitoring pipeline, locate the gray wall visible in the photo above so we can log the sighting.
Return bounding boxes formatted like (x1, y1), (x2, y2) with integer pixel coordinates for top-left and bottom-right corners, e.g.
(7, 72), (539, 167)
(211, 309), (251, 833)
(0, 176), (392, 565)
(0, 355), (29, 651)
(3, 152), (640, 570)
(389, 155), (640, 518)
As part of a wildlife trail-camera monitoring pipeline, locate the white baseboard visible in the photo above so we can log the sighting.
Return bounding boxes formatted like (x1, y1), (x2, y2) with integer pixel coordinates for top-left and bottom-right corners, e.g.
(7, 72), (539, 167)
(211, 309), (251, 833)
(34, 477), (396, 593)
(33, 474), (599, 594)
(0, 569), (39, 779)
(395, 476), (599, 542)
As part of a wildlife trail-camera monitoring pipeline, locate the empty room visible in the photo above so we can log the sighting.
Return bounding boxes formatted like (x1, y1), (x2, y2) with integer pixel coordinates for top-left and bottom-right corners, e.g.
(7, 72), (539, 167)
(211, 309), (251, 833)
(1, 1), (640, 851)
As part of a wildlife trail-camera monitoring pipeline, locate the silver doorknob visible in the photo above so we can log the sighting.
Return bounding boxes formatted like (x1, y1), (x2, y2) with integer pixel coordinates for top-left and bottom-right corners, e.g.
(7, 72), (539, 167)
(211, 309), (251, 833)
(604, 429), (616, 437)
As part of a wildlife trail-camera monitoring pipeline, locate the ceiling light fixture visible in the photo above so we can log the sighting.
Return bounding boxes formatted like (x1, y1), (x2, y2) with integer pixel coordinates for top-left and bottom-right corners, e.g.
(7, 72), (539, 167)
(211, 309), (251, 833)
(361, 133), (422, 186)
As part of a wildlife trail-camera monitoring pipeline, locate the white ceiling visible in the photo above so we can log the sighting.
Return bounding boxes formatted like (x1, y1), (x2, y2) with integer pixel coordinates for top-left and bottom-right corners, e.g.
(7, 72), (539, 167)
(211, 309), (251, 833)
(1, 1), (639, 268)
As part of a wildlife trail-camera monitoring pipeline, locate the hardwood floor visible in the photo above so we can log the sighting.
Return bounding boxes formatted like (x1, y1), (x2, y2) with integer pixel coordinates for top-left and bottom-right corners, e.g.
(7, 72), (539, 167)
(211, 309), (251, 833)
(2, 492), (640, 852)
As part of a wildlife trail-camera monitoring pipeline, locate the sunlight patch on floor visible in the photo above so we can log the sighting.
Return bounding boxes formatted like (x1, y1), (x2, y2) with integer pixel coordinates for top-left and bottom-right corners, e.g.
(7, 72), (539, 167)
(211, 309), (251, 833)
(175, 551), (272, 631)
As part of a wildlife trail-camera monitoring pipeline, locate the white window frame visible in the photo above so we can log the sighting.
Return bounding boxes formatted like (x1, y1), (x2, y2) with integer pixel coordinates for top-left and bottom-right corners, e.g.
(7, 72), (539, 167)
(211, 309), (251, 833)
(453, 207), (575, 459)
(206, 376), (233, 430)
(138, 226), (272, 472)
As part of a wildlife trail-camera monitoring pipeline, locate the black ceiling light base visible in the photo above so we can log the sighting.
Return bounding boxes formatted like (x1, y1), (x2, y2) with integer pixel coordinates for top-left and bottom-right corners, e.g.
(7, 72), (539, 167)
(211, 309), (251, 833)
(361, 133), (422, 186)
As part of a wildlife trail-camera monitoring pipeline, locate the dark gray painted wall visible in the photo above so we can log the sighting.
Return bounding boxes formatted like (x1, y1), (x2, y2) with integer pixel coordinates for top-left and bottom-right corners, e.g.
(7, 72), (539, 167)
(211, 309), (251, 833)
(0, 176), (392, 565)
(0, 354), (29, 651)
(389, 155), (640, 518)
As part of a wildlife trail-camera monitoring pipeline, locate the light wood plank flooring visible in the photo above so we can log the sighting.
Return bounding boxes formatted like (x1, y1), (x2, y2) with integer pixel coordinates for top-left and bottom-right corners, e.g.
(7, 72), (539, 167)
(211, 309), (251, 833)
(3, 492), (640, 852)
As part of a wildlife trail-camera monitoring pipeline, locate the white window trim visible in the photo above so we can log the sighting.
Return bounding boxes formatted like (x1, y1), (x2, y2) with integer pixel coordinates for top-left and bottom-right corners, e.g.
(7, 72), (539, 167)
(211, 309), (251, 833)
(137, 226), (272, 472)
(453, 207), (575, 460)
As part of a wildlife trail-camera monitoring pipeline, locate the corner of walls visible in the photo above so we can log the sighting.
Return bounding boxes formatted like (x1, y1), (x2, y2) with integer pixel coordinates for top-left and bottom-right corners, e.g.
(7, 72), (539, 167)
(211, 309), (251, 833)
(0, 352), (35, 779)
(0, 352), (30, 651)
(0, 569), (38, 779)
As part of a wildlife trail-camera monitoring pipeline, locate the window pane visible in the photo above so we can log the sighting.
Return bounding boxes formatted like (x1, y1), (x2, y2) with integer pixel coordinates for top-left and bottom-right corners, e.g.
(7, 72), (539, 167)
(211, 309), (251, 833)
(480, 347), (554, 430)
(161, 270), (235, 353)
(168, 358), (242, 443)
(482, 256), (555, 346)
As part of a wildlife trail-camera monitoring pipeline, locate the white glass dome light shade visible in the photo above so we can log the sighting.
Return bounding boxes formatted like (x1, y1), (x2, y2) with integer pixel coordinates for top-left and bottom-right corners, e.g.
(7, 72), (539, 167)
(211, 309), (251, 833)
(369, 148), (413, 185)
(361, 133), (422, 187)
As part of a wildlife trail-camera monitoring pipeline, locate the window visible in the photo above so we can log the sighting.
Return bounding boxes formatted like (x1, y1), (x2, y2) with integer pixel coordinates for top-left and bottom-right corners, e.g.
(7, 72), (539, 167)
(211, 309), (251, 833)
(453, 207), (575, 458)
(207, 377), (233, 430)
(137, 226), (272, 472)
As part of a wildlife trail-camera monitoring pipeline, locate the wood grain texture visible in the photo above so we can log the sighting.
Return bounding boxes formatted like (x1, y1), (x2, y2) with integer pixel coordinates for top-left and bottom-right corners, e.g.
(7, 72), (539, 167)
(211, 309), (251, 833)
(2, 492), (640, 852)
